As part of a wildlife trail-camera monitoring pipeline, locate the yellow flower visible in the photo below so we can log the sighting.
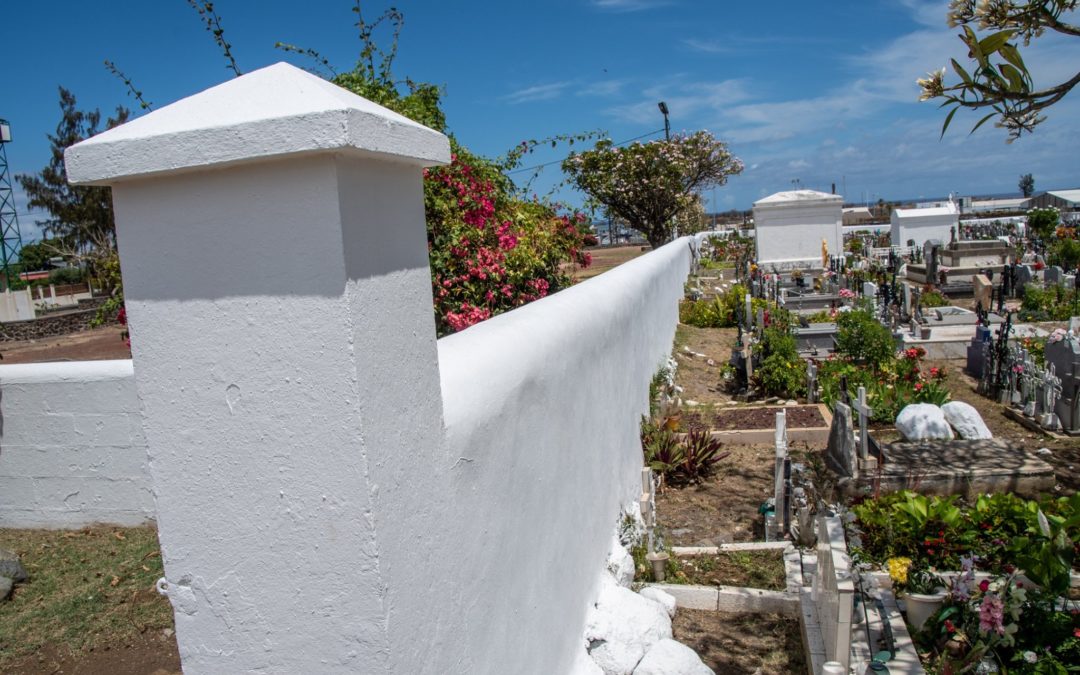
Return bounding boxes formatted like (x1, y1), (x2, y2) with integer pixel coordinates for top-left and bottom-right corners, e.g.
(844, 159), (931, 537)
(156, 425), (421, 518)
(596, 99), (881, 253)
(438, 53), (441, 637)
(887, 557), (912, 585)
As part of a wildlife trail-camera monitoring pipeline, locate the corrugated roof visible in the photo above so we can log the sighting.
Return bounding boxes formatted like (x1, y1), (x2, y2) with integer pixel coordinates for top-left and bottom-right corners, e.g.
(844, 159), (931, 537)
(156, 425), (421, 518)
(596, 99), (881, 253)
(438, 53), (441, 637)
(1047, 189), (1080, 204)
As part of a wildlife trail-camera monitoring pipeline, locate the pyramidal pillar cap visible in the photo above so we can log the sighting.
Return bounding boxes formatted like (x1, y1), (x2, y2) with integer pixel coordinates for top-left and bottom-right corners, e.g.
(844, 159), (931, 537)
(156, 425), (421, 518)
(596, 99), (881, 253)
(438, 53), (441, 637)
(65, 62), (451, 185)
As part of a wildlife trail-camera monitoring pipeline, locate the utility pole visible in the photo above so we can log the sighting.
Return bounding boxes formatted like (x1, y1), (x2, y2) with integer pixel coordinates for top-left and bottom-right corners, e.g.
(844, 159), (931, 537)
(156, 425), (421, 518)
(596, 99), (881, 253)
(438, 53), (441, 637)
(658, 101), (670, 141)
(0, 119), (25, 289)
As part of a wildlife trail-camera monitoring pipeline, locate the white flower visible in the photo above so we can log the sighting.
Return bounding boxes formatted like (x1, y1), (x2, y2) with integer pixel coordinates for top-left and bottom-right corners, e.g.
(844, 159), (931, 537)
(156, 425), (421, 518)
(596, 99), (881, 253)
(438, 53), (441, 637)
(1037, 509), (1051, 538)
(1023, 651), (1037, 664)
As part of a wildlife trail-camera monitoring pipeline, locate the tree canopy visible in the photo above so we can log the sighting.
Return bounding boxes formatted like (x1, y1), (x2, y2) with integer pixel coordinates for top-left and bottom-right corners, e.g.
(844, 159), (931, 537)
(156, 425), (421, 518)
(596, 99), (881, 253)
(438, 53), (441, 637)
(1019, 172), (1035, 197)
(919, 1), (1080, 141)
(562, 132), (743, 249)
(15, 88), (128, 252)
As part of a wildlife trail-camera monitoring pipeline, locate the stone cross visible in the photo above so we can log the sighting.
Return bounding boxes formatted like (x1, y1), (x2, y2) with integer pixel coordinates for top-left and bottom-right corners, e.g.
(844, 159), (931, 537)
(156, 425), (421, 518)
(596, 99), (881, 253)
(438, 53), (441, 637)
(853, 386), (872, 461)
(773, 411), (788, 539)
(806, 362), (818, 404)
(1041, 363), (1062, 430)
(745, 293), (753, 333)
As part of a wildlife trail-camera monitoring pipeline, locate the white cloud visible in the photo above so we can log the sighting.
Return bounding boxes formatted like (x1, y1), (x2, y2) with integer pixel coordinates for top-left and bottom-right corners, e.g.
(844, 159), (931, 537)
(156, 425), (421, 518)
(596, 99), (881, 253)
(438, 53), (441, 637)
(577, 80), (626, 97)
(591, 0), (670, 12)
(502, 82), (571, 104)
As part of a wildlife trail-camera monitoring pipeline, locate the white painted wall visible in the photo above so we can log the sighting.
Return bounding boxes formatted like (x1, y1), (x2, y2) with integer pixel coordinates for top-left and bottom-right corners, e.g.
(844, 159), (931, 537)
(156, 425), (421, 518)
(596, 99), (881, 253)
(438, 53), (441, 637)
(0, 360), (153, 528)
(0, 288), (36, 322)
(437, 237), (690, 673)
(753, 190), (843, 267)
(57, 62), (692, 674)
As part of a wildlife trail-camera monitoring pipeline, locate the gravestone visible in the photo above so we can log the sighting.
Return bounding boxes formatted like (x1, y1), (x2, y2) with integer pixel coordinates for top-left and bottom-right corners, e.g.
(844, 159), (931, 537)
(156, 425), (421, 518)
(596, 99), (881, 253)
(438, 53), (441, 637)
(853, 386), (872, 462)
(973, 274), (992, 314)
(862, 281), (878, 299)
(1045, 336), (1080, 432)
(806, 361), (819, 403)
(966, 324), (992, 378)
(1046, 265), (1065, 286)
(1015, 264), (1034, 293)
(826, 402), (856, 477)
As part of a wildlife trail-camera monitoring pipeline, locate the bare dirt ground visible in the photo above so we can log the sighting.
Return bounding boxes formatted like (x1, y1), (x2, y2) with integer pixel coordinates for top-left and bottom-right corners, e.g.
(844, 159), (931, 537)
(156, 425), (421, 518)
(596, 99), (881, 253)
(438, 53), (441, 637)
(1, 325), (130, 364)
(672, 324), (738, 405)
(673, 609), (806, 675)
(4, 635), (180, 675)
(655, 442), (813, 545)
(571, 245), (649, 281)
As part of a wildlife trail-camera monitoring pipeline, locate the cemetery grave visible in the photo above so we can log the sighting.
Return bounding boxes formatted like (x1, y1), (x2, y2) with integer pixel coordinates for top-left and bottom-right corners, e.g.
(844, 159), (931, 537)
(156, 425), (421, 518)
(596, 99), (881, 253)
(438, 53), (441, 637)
(651, 231), (1080, 674)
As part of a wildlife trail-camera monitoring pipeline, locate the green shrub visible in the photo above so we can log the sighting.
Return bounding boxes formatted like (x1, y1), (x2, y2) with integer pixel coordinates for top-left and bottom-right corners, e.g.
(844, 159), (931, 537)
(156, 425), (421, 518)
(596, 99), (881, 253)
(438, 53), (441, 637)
(755, 327), (804, 398)
(919, 290), (948, 308)
(679, 284), (767, 329)
(48, 266), (84, 284)
(835, 309), (896, 368)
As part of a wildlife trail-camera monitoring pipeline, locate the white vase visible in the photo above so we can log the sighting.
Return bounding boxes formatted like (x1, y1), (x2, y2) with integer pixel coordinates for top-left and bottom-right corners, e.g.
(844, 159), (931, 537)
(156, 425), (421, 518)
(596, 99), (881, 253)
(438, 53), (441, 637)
(903, 589), (947, 632)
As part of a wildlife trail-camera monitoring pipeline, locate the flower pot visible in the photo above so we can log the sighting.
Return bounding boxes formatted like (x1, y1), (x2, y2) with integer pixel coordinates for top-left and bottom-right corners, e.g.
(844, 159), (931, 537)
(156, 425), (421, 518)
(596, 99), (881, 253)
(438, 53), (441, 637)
(646, 551), (670, 582)
(903, 588), (947, 632)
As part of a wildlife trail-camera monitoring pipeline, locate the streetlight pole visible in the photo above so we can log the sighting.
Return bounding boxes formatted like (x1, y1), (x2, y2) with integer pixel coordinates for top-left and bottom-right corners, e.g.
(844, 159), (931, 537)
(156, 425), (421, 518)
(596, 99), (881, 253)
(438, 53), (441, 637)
(658, 101), (670, 141)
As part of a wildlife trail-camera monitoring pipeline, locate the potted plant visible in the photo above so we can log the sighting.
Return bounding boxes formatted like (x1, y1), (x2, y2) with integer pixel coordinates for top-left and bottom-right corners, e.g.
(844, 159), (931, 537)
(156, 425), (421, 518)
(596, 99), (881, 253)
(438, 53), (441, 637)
(792, 268), (805, 288)
(889, 558), (946, 632)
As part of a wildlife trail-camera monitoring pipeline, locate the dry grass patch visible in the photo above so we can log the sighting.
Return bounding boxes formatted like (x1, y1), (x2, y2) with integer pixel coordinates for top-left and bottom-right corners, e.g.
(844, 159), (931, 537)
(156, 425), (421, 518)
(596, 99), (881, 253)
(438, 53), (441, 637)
(0, 526), (175, 669)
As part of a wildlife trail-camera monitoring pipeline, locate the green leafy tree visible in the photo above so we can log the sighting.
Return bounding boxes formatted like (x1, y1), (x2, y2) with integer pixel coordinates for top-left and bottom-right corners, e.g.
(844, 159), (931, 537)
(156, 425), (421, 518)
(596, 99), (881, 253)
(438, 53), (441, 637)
(1049, 237), (1080, 270)
(1027, 206), (1060, 239)
(1019, 172), (1035, 196)
(920, 1), (1080, 141)
(16, 238), (66, 272)
(15, 88), (128, 253)
(562, 132), (743, 249)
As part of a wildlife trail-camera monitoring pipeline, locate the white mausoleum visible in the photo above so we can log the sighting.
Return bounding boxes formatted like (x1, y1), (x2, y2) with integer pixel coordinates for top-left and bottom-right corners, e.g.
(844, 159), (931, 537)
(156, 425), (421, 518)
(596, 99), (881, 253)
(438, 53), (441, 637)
(752, 190), (843, 268)
(891, 201), (959, 247)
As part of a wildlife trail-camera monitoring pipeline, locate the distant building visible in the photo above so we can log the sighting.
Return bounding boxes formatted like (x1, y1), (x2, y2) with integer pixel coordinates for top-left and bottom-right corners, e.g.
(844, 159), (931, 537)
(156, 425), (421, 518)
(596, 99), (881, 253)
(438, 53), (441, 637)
(967, 197), (1027, 214)
(841, 206), (874, 226)
(1026, 188), (1080, 213)
(891, 200), (959, 248)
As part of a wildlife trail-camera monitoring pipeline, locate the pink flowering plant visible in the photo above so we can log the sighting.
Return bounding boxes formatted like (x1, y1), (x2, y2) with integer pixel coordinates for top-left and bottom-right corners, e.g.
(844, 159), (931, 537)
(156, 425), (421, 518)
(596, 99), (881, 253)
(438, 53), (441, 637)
(425, 145), (590, 335)
(918, 565), (1080, 674)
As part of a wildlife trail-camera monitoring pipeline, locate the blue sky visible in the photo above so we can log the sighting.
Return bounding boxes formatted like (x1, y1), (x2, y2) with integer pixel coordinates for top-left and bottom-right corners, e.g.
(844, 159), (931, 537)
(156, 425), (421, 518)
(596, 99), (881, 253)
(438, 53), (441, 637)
(4, 0), (1080, 239)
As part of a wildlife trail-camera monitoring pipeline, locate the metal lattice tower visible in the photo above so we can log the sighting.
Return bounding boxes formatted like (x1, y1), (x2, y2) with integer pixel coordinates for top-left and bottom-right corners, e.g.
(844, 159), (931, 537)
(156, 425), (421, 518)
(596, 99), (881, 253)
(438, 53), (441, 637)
(0, 119), (25, 288)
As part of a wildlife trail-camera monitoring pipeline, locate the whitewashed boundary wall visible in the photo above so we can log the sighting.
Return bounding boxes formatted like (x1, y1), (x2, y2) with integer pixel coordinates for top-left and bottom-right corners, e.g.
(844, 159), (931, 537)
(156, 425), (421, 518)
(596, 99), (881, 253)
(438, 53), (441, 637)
(0, 360), (153, 528)
(439, 238), (690, 673)
(62, 62), (693, 674)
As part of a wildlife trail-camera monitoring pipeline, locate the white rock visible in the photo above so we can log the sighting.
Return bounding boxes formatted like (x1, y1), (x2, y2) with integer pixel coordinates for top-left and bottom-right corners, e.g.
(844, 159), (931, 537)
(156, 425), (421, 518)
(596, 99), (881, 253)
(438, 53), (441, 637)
(685, 400), (700, 407)
(895, 403), (954, 441)
(633, 639), (714, 675)
(570, 648), (606, 675)
(585, 583), (673, 675)
(607, 536), (636, 588)
(941, 401), (993, 439)
(638, 587), (676, 618)
(1036, 447), (1053, 456)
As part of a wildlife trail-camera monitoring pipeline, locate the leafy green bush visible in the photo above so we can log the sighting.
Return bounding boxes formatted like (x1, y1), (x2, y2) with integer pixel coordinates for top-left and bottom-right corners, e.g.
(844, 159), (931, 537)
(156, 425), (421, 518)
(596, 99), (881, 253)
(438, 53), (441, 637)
(850, 491), (1079, 594)
(835, 309), (896, 368)
(679, 284), (767, 329)
(641, 418), (730, 485)
(1049, 237), (1080, 271)
(755, 327), (805, 398)
(48, 266), (84, 284)
(1020, 284), (1078, 321)
(679, 429), (731, 482)
(919, 290), (948, 308)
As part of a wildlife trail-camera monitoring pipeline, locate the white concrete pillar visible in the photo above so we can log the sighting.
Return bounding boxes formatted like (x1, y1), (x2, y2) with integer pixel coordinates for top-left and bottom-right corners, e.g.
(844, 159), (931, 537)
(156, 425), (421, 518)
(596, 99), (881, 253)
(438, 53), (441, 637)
(49, 283), (57, 304)
(66, 63), (450, 673)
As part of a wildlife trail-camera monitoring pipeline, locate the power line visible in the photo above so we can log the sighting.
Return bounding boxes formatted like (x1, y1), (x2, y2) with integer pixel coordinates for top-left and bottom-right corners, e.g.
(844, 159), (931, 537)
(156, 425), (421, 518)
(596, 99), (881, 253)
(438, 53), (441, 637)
(507, 128), (666, 176)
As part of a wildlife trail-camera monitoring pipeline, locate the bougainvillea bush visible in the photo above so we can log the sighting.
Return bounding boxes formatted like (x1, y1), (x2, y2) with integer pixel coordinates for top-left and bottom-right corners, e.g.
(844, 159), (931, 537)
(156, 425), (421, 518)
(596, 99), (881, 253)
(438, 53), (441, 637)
(425, 144), (590, 335)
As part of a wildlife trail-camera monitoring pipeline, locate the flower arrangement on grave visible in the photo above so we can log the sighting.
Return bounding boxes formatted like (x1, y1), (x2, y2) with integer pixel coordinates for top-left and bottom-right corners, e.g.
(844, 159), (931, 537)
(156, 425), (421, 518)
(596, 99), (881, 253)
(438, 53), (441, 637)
(915, 559), (1080, 674)
(838, 288), (856, 301)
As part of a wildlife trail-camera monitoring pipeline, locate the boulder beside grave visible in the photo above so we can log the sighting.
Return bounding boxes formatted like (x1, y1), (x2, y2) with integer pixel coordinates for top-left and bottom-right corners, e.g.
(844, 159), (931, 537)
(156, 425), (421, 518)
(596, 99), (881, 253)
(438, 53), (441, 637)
(941, 401), (993, 440)
(895, 403), (954, 441)
(0, 548), (27, 583)
(585, 580), (673, 675)
(633, 639), (715, 675)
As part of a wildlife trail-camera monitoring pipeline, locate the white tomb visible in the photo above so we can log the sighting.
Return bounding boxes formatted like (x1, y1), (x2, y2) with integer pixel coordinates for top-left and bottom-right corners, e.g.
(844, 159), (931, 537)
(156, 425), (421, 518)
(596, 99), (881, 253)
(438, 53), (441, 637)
(890, 201), (959, 247)
(752, 190), (843, 269)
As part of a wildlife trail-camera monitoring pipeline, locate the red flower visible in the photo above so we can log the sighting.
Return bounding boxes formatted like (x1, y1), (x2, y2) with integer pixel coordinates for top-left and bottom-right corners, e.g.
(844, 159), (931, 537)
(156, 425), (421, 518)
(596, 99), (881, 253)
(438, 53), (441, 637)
(979, 579), (990, 592)
(944, 619), (956, 633)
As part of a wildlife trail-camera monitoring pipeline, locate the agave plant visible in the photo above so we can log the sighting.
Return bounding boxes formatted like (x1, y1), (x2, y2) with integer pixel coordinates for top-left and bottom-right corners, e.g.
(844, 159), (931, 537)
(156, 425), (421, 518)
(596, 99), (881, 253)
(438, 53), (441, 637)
(679, 429), (731, 483)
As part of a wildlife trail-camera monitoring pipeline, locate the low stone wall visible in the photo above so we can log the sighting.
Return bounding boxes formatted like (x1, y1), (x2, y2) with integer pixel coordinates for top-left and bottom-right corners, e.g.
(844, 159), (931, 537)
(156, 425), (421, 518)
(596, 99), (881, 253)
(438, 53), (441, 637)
(0, 360), (153, 528)
(0, 301), (115, 343)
